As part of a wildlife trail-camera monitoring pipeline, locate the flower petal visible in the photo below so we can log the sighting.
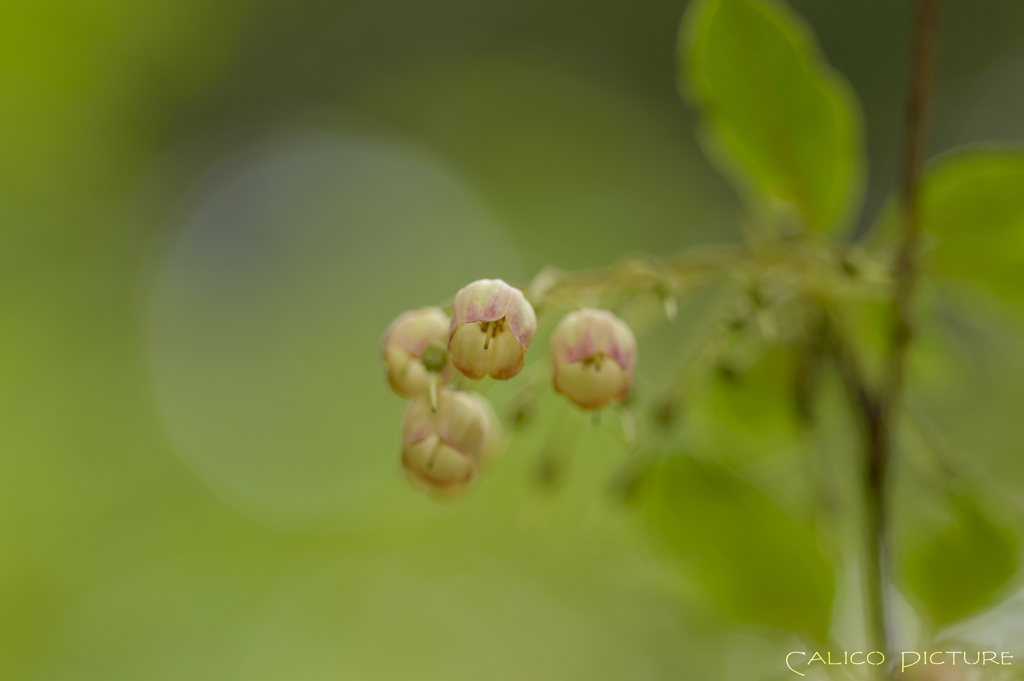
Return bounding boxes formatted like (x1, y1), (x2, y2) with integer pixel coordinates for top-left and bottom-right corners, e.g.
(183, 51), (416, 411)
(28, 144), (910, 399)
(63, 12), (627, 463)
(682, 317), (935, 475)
(553, 357), (630, 410)
(383, 307), (450, 358)
(448, 279), (536, 350)
(550, 308), (637, 373)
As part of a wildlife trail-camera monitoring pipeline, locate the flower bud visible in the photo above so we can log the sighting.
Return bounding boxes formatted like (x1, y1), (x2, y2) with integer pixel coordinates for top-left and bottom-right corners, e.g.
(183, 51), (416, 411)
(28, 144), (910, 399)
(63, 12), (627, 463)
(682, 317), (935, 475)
(382, 307), (451, 398)
(448, 279), (537, 380)
(401, 389), (502, 493)
(550, 308), (637, 410)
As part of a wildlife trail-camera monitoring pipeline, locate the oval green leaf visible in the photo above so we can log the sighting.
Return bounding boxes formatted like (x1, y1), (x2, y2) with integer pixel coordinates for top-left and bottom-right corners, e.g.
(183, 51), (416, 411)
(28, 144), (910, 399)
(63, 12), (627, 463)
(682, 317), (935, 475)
(682, 0), (864, 232)
(918, 150), (1024, 305)
(645, 454), (834, 640)
(902, 494), (1018, 627)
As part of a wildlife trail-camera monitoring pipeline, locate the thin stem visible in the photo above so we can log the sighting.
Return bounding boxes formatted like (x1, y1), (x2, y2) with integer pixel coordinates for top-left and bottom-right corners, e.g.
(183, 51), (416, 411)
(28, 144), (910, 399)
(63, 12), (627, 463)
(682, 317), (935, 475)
(860, 0), (942, 668)
(823, 321), (891, 658)
(891, 0), (943, 394)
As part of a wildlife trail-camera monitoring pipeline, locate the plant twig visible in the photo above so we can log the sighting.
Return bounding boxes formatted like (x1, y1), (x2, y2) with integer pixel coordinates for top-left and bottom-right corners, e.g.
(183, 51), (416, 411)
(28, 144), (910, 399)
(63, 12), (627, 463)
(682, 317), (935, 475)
(891, 0), (943, 390)
(861, 0), (943, 668)
(820, 316), (890, 658)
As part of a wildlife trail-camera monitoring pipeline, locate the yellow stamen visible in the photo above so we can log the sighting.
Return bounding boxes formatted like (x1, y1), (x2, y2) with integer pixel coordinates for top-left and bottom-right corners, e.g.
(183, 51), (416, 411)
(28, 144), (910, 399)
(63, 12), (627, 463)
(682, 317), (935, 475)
(426, 440), (442, 470)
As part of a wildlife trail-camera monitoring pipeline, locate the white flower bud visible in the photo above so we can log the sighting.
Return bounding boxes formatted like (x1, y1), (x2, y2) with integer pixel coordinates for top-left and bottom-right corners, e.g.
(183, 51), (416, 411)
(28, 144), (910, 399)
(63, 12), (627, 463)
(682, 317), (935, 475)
(401, 389), (502, 493)
(448, 279), (537, 380)
(382, 307), (451, 398)
(550, 308), (637, 410)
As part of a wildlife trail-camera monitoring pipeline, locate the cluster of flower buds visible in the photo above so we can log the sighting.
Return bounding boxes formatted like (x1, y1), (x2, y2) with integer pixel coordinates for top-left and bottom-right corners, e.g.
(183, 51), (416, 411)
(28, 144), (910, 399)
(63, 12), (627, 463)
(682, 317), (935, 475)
(383, 279), (638, 495)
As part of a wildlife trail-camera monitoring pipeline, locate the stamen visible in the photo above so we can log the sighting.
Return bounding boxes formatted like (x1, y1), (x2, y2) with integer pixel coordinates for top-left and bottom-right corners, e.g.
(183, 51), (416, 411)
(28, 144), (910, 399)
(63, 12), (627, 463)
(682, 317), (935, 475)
(428, 373), (438, 412)
(426, 441), (442, 470)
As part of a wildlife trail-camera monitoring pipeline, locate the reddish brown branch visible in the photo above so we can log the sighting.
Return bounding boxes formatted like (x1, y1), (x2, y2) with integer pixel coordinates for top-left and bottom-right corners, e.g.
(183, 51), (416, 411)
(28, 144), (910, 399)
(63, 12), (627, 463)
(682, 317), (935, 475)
(860, 0), (943, 668)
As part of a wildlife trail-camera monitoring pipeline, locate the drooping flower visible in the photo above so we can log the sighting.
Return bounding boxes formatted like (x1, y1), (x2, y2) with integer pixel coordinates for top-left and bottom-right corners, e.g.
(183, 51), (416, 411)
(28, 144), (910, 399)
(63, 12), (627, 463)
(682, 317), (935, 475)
(382, 307), (451, 399)
(550, 308), (637, 410)
(401, 389), (502, 493)
(448, 279), (537, 380)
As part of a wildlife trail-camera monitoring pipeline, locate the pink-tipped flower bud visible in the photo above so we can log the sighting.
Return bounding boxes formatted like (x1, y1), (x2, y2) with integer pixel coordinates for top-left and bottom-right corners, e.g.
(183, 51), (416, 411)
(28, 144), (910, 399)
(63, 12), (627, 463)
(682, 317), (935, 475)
(382, 307), (452, 399)
(448, 279), (537, 380)
(401, 389), (502, 494)
(550, 308), (637, 410)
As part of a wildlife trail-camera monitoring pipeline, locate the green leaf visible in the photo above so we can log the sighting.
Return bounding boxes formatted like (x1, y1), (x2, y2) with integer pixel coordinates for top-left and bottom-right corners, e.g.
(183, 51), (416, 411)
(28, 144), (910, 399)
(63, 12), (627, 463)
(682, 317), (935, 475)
(917, 150), (1024, 305)
(902, 495), (1018, 627)
(645, 454), (834, 640)
(682, 0), (864, 232)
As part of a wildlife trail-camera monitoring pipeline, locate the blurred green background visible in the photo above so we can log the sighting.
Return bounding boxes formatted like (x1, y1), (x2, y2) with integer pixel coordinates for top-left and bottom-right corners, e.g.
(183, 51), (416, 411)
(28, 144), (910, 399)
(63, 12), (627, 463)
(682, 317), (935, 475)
(3, 0), (1024, 679)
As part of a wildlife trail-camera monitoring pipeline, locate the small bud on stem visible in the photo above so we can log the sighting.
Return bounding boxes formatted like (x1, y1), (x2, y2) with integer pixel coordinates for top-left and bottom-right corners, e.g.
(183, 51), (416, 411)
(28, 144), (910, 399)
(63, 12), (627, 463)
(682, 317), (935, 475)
(382, 308), (452, 400)
(401, 389), (503, 495)
(448, 279), (537, 380)
(550, 308), (638, 411)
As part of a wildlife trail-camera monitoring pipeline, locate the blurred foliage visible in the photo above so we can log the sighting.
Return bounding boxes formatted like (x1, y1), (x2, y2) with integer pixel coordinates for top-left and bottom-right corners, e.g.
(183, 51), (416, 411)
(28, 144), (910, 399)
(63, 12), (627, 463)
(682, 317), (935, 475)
(919, 150), (1024, 303)
(872, 150), (1024, 304)
(651, 0), (1024, 663)
(692, 343), (802, 460)
(682, 0), (863, 233)
(903, 494), (1019, 627)
(646, 454), (833, 641)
